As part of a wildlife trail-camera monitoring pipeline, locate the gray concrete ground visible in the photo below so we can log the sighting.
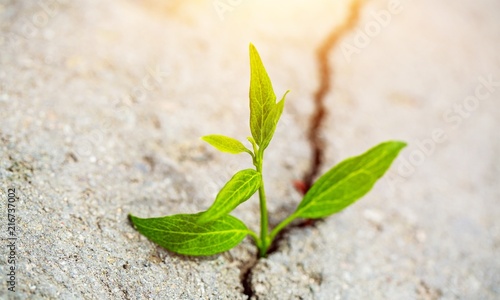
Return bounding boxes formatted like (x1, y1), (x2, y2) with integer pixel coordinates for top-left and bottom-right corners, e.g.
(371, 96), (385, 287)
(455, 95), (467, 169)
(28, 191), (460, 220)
(0, 0), (499, 299)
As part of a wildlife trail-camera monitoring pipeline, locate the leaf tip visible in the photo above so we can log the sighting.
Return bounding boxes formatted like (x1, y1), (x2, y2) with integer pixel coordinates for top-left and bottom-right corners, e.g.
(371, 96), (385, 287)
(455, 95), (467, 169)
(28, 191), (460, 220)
(380, 140), (407, 153)
(128, 214), (138, 227)
(392, 140), (408, 150)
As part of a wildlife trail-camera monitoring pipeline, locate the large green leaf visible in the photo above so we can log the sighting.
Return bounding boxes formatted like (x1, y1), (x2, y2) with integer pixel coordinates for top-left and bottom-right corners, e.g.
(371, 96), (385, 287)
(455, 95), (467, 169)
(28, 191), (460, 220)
(249, 43), (277, 148)
(294, 141), (406, 219)
(198, 169), (261, 223)
(202, 134), (252, 155)
(129, 213), (249, 256)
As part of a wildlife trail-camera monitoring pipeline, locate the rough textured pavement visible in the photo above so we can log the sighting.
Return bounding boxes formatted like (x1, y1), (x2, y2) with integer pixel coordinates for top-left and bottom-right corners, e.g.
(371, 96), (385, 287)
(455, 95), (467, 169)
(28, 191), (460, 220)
(1, 0), (499, 299)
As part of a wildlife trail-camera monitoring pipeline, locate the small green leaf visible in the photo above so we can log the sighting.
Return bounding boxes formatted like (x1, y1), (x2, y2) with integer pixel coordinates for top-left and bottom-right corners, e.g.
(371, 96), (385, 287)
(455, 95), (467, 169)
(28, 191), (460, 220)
(260, 91), (289, 150)
(249, 43), (277, 147)
(294, 141), (406, 219)
(129, 213), (249, 256)
(198, 169), (261, 223)
(202, 135), (252, 155)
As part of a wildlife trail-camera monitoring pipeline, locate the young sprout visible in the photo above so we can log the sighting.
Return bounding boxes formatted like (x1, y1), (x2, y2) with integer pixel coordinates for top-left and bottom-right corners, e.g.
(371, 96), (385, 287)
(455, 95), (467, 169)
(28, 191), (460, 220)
(129, 44), (406, 258)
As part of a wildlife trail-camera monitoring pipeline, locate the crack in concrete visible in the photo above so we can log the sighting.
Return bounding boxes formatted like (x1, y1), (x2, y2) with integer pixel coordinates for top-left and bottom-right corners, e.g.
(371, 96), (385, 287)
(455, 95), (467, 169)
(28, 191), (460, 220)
(302, 0), (364, 192)
(241, 257), (258, 298)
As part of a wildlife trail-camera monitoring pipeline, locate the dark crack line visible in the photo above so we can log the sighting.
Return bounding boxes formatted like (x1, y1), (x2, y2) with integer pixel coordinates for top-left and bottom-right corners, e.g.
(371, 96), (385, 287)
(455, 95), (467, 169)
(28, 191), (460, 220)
(241, 258), (257, 298)
(302, 0), (364, 193)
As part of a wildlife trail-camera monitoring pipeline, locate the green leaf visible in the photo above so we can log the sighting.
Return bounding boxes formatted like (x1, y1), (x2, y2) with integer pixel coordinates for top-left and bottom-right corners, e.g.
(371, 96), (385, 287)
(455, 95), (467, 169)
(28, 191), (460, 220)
(198, 169), (261, 223)
(249, 43), (277, 147)
(260, 91), (289, 150)
(202, 134), (252, 155)
(129, 213), (249, 256)
(294, 141), (407, 219)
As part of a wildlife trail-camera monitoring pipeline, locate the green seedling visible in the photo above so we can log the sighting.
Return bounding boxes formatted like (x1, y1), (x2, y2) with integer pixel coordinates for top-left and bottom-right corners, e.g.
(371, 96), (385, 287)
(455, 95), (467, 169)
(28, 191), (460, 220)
(129, 44), (406, 258)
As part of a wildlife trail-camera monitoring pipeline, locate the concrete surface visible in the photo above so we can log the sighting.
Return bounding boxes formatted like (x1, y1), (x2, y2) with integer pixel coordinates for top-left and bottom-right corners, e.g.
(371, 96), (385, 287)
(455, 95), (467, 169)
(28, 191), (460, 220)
(0, 0), (499, 299)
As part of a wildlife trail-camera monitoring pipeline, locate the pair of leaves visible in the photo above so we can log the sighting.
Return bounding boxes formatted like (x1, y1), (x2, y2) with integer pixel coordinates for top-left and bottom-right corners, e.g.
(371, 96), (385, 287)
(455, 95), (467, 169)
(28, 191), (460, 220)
(130, 141), (405, 256)
(249, 43), (289, 150)
(201, 44), (288, 156)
